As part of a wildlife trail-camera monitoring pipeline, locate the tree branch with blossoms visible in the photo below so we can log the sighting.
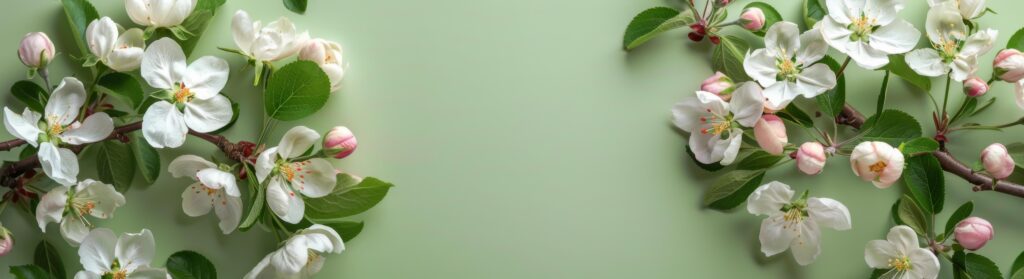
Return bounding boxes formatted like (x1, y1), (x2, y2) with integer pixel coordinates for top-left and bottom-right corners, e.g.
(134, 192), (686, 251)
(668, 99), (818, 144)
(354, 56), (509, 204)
(623, 0), (1024, 278)
(0, 0), (390, 278)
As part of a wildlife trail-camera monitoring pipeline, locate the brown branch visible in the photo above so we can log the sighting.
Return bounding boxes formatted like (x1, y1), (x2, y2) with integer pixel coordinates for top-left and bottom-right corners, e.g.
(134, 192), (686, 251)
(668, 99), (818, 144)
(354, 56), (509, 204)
(838, 104), (1024, 198)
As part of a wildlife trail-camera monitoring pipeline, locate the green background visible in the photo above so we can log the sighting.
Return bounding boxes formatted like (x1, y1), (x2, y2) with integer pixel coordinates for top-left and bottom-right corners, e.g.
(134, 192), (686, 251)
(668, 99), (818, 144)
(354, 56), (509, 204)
(1, 0), (1024, 278)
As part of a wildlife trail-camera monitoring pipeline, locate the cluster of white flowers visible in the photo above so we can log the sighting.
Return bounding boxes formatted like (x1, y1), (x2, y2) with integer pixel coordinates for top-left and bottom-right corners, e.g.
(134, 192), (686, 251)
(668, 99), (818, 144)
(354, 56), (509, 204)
(231, 10), (347, 91)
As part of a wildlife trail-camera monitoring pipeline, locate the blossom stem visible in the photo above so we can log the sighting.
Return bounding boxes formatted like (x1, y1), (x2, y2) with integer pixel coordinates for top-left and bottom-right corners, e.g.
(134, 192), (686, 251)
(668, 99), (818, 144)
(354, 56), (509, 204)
(834, 56), (852, 78)
(37, 68), (52, 94)
(941, 75), (952, 118)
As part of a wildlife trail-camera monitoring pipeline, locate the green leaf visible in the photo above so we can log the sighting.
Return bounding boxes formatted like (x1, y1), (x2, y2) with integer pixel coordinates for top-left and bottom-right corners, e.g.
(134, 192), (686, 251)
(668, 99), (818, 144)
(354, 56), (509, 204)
(264, 61), (332, 121)
(875, 70), (890, 117)
(1011, 251), (1024, 279)
(776, 104), (814, 128)
(166, 250), (217, 279)
(944, 201), (973, 242)
(890, 198), (904, 226)
(11, 81), (48, 113)
(60, 0), (100, 57)
(1005, 143), (1024, 169)
(622, 7), (695, 50)
(803, 0), (826, 27)
(9, 265), (49, 279)
(304, 175), (394, 221)
(1008, 28), (1024, 52)
(284, 0), (308, 14)
(33, 240), (64, 279)
(736, 150), (783, 171)
(97, 73), (144, 108)
(173, 0), (226, 56)
(815, 56), (846, 117)
(900, 154), (944, 215)
(899, 137), (939, 156)
(96, 141), (136, 192)
(897, 195), (929, 235)
(964, 253), (1004, 279)
(712, 35), (751, 81)
(131, 135), (160, 184)
(861, 110), (923, 146)
(743, 2), (782, 37)
(703, 169), (766, 210)
(885, 54), (931, 92)
(239, 164), (265, 231)
(686, 146), (724, 172)
(324, 221), (365, 243)
(970, 97), (997, 117)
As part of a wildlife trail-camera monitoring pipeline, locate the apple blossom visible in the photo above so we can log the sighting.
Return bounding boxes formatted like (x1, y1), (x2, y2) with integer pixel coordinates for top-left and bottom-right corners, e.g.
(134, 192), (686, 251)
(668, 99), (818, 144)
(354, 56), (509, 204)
(994, 49), (1024, 83)
(954, 217), (994, 251)
(672, 82), (765, 165)
(796, 142), (827, 175)
(141, 38), (232, 148)
(927, 0), (986, 19)
(168, 155), (243, 234)
(906, 2), (998, 81)
(244, 224), (344, 279)
(18, 32), (54, 69)
(3, 77), (114, 186)
(850, 141), (905, 189)
(255, 126), (339, 224)
(0, 224), (11, 257)
(981, 143), (1014, 179)
(820, 0), (921, 70)
(963, 76), (988, 97)
(323, 126), (358, 159)
(747, 181), (851, 266)
(753, 114), (787, 155)
(740, 8), (766, 32)
(86, 17), (145, 72)
(700, 71), (734, 97)
(299, 38), (346, 92)
(74, 228), (169, 278)
(125, 0), (196, 28)
(744, 22), (836, 110)
(232, 10), (310, 62)
(864, 225), (940, 279)
(36, 179), (126, 246)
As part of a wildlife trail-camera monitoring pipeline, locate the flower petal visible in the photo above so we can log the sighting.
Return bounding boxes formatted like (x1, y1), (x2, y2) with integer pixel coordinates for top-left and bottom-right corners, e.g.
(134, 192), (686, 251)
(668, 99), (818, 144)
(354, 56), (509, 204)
(266, 177), (304, 224)
(125, 0), (151, 26)
(728, 82), (765, 127)
(848, 41), (891, 70)
(1016, 81), (1024, 109)
(795, 63), (837, 98)
(862, 0), (903, 26)
(864, 240), (898, 269)
(46, 77), (87, 125)
(255, 147), (278, 183)
(4, 107), (41, 146)
(789, 221), (822, 266)
(925, 1), (967, 44)
(128, 268), (171, 279)
(61, 112), (114, 145)
(168, 155), (216, 178)
(106, 29), (145, 72)
(270, 237), (309, 274)
(906, 49), (948, 77)
(744, 49), (780, 88)
(214, 195), (243, 234)
(74, 271), (102, 279)
(671, 91), (727, 133)
(276, 126), (320, 159)
(797, 28), (828, 65)
(86, 17), (117, 59)
(76, 179), (126, 219)
(142, 101), (187, 148)
(758, 215), (797, 257)
(78, 228), (116, 273)
(38, 142), (79, 186)
(141, 38), (186, 89)
(688, 129), (724, 164)
(232, 10), (258, 54)
(302, 224), (345, 254)
(182, 183), (214, 217)
(762, 81), (797, 111)
(807, 197), (852, 230)
(719, 129), (743, 165)
(764, 22), (800, 59)
(184, 94), (233, 133)
(907, 247), (940, 279)
(183, 56), (230, 100)
(747, 181), (794, 216)
(295, 158), (337, 198)
(198, 168), (241, 197)
(886, 225), (920, 253)
(243, 253), (275, 279)
(950, 55), (978, 82)
(868, 19), (920, 55)
(151, 0), (195, 27)
(36, 186), (69, 232)
(825, 0), (859, 25)
(115, 229), (155, 271)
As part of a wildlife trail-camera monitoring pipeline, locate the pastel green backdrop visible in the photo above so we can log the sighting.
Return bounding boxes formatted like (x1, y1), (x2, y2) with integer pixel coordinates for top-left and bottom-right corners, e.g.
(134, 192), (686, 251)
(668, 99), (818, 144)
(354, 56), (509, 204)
(1, 0), (1023, 278)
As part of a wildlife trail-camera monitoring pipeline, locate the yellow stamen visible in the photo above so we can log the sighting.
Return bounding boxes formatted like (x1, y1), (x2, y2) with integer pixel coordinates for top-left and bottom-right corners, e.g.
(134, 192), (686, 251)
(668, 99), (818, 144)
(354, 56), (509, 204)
(888, 256), (912, 271)
(174, 83), (194, 103)
(869, 161), (888, 174)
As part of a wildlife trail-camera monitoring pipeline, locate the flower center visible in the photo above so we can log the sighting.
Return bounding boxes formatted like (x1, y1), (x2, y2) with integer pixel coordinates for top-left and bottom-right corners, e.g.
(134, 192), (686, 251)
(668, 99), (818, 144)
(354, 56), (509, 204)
(888, 255), (912, 271)
(74, 200), (96, 216)
(174, 83), (194, 104)
(848, 15), (877, 41)
(276, 160), (315, 193)
(777, 58), (800, 81)
(869, 161), (887, 174)
(307, 249), (321, 269)
(935, 37), (960, 63)
(698, 108), (733, 137)
(107, 258), (128, 279)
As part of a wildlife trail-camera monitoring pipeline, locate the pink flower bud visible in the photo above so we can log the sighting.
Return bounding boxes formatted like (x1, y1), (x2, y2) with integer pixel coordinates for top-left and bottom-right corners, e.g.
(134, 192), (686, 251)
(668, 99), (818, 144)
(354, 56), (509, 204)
(963, 76), (988, 97)
(754, 114), (787, 155)
(740, 8), (766, 32)
(701, 72), (735, 97)
(955, 217), (994, 251)
(18, 32), (54, 69)
(981, 143), (1015, 179)
(994, 49), (1024, 83)
(323, 126), (358, 159)
(718, 0), (731, 6)
(796, 142), (827, 175)
(0, 227), (11, 257)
